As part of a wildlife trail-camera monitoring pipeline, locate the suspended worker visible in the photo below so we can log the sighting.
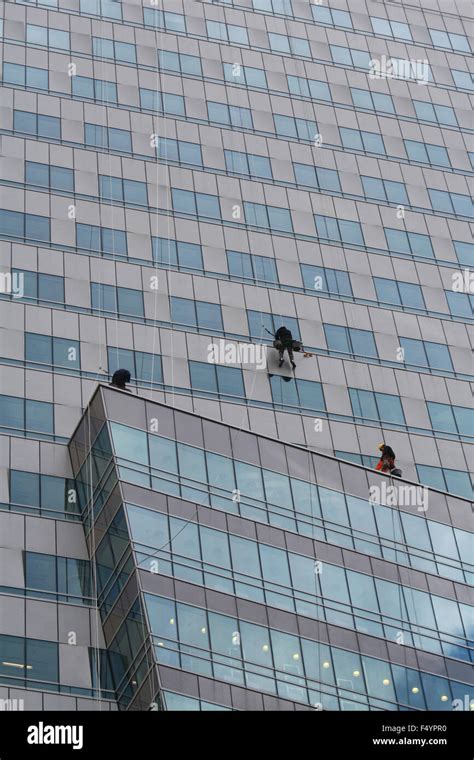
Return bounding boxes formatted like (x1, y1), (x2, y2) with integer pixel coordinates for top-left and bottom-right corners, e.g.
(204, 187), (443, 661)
(376, 443), (402, 477)
(274, 325), (296, 369)
(110, 368), (132, 391)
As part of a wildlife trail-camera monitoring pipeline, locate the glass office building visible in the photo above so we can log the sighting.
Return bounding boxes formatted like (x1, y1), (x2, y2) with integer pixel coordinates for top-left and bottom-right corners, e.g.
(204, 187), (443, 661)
(0, 0), (472, 711)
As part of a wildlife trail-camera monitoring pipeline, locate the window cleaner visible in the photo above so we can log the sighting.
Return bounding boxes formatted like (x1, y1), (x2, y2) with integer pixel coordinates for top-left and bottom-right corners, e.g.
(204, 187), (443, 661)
(110, 368), (132, 391)
(274, 325), (297, 369)
(375, 443), (402, 477)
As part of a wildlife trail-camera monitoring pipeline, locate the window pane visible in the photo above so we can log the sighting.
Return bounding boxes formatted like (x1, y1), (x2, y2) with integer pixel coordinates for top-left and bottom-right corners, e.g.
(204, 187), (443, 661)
(196, 194), (220, 219)
(25, 214), (50, 243)
(26, 553), (56, 592)
(53, 338), (80, 369)
(153, 238), (178, 266)
(196, 302), (222, 330)
(268, 207), (292, 232)
(108, 128), (131, 152)
(189, 362), (217, 393)
(171, 297), (196, 326)
(0, 396), (24, 429)
(26, 333), (52, 365)
(375, 393), (404, 424)
(102, 228), (127, 256)
(26, 162), (49, 187)
(216, 366), (245, 397)
(10, 470), (40, 506)
(50, 166), (73, 191)
(117, 288), (143, 317)
(38, 274), (63, 303)
(424, 342), (452, 370)
(172, 189), (196, 215)
(325, 325), (350, 353)
(350, 329), (378, 358)
(111, 423), (148, 465)
(27, 639), (58, 683)
(26, 400), (53, 434)
(0, 210), (24, 238)
(398, 282), (424, 309)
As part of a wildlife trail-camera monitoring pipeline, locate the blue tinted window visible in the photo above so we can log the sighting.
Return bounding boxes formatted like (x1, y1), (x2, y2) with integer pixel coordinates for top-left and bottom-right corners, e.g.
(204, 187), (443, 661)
(50, 166), (73, 191)
(294, 164), (317, 187)
(109, 128), (131, 152)
(248, 154), (272, 178)
(225, 150), (250, 174)
(317, 168), (341, 192)
(157, 138), (179, 162)
(171, 297), (197, 327)
(330, 45), (352, 65)
(172, 189), (196, 215)
(38, 115), (60, 139)
(26, 400), (53, 434)
(179, 141), (202, 166)
(253, 256), (277, 283)
(117, 288), (143, 317)
(103, 228), (127, 256)
(0, 396), (24, 430)
(340, 128), (363, 151)
(362, 131), (384, 154)
(227, 251), (253, 280)
(350, 328), (378, 358)
(375, 393), (405, 425)
(208, 101), (230, 125)
(4, 63), (26, 85)
(229, 106), (253, 129)
(26, 334), (52, 365)
(108, 347), (134, 378)
(0, 210), (24, 238)
(196, 302), (223, 331)
(446, 292), (474, 318)
(424, 342), (453, 371)
(123, 180), (147, 205)
(427, 403), (457, 434)
(338, 219), (364, 246)
(100, 176), (123, 202)
(349, 389), (378, 421)
(38, 273), (64, 303)
(136, 352), (162, 384)
(297, 380), (325, 411)
(72, 76), (94, 98)
(245, 66), (267, 88)
(27, 25), (48, 45)
(268, 33), (290, 53)
(177, 242), (202, 270)
(385, 229), (409, 255)
(25, 214), (50, 243)
(91, 283), (117, 314)
(162, 93), (185, 116)
(14, 110), (36, 134)
(115, 41), (136, 62)
(10, 470), (40, 506)
(196, 193), (220, 219)
(85, 123), (107, 149)
(454, 241), (473, 266)
(385, 180), (408, 204)
(267, 206), (292, 232)
(77, 224), (101, 251)
(190, 362), (217, 394)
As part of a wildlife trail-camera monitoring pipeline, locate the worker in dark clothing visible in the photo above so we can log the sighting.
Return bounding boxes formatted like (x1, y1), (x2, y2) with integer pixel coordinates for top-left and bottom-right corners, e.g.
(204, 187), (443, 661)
(274, 326), (296, 369)
(376, 443), (402, 477)
(110, 368), (132, 391)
